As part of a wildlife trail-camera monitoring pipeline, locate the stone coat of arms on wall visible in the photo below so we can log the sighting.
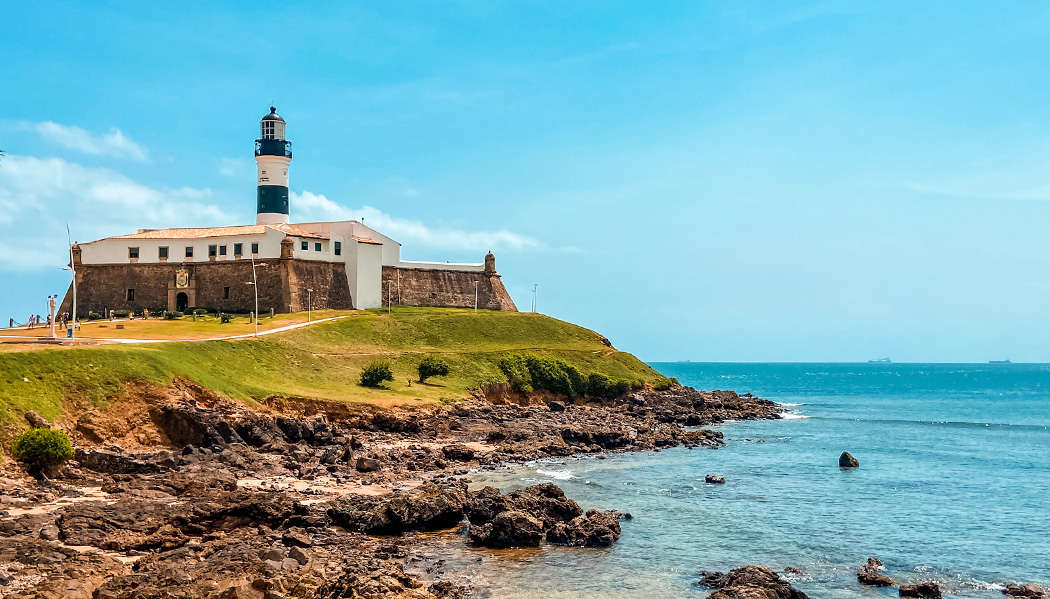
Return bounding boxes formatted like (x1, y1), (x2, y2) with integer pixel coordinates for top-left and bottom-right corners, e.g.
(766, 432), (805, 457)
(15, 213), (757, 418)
(175, 268), (189, 289)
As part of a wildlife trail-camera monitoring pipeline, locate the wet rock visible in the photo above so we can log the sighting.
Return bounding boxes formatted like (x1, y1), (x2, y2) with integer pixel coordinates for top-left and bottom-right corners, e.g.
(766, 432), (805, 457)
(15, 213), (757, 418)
(25, 410), (50, 428)
(469, 510), (544, 548)
(548, 401), (566, 412)
(899, 582), (942, 599)
(545, 509), (622, 547)
(466, 483), (583, 529)
(839, 452), (860, 468)
(698, 565), (809, 599)
(1004, 584), (1045, 599)
(706, 474), (726, 484)
(327, 482), (468, 534)
(857, 557), (896, 587)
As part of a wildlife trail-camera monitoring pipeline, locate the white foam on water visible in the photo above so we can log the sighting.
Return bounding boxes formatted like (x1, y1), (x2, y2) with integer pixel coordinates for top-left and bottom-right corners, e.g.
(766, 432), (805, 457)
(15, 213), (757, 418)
(777, 402), (804, 406)
(781, 413), (810, 419)
(535, 469), (575, 480)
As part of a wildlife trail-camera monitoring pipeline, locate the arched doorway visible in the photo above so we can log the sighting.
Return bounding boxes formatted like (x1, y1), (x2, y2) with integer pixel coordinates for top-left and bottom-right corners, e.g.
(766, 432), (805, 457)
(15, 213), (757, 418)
(176, 292), (188, 312)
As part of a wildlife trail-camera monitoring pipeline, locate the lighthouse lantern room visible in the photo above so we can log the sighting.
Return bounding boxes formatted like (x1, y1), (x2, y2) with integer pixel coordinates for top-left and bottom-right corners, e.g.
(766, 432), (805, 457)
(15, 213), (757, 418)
(255, 106), (292, 225)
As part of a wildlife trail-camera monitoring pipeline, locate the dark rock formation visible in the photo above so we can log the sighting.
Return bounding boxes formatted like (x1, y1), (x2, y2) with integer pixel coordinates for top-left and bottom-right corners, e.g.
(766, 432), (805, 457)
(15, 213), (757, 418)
(706, 474), (726, 484)
(899, 582), (942, 599)
(469, 510), (545, 548)
(698, 565), (810, 599)
(1004, 584), (1045, 599)
(857, 557), (896, 587)
(839, 451), (860, 468)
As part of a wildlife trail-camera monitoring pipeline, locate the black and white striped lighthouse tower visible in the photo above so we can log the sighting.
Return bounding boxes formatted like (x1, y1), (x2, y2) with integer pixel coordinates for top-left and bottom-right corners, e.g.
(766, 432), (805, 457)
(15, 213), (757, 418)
(255, 106), (292, 225)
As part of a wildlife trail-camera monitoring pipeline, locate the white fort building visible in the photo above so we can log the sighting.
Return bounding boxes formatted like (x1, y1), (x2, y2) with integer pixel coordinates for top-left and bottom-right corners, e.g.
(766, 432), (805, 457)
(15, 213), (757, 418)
(62, 108), (516, 316)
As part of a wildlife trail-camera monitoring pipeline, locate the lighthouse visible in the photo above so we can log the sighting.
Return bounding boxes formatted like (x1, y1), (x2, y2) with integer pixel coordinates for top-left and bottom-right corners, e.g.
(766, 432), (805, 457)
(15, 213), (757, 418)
(255, 106), (292, 225)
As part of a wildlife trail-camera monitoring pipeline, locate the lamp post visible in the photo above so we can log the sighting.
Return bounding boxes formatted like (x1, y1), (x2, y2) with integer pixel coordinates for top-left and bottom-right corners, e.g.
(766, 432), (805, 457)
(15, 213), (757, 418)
(66, 224), (76, 339)
(474, 280), (478, 312)
(307, 288), (313, 322)
(246, 255), (268, 337)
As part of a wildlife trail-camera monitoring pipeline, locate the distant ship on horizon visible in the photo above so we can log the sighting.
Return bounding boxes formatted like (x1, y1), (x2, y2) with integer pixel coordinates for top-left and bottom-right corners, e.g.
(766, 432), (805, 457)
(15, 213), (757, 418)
(989, 359), (1012, 364)
(867, 357), (892, 363)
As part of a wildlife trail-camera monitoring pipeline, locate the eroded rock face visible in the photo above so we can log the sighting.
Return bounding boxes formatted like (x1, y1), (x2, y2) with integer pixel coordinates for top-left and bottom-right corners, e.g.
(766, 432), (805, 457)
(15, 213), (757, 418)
(327, 483), (469, 534)
(839, 452), (860, 468)
(698, 565), (810, 599)
(469, 510), (545, 548)
(857, 556), (896, 587)
(899, 582), (942, 599)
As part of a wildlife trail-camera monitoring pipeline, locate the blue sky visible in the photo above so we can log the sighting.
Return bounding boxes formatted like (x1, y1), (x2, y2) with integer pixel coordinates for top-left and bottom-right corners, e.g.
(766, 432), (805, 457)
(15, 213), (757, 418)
(2, 1), (1050, 362)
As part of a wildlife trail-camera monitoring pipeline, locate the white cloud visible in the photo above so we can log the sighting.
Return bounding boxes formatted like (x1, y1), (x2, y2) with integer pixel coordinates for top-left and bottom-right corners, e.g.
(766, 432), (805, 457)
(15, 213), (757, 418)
(0, 155), (233, 270)
(219, 157), (246, 177)
(33, 121), (149, 161)
(291, 190), (543, 251)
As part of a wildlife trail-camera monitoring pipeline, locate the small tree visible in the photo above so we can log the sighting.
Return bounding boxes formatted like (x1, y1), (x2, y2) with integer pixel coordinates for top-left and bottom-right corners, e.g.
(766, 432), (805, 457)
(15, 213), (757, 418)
(417, 356), (451, 383)
(360, 361), (395, 388)
(12, 428), (75, 476)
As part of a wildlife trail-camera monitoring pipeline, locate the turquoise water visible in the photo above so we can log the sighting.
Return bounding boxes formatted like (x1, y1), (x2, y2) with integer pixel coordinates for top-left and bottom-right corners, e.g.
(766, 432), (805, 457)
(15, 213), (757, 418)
(458, 363), (1050, 598)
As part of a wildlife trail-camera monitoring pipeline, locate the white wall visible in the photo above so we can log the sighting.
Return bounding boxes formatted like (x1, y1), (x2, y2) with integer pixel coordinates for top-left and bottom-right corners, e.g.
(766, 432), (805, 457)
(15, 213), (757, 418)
(293, 220), (401, 266)
(79, 229), (286, 265)
(355, 242), (384, 309)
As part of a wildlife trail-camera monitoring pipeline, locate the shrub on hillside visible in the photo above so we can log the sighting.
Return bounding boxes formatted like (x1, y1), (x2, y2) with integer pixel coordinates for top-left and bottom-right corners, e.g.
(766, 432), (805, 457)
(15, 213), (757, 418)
(498, 353), (533, 394)
(12, 428), (75, 476)
(220, 313), (233, 324)
(87, 311), (103, 321)
(163, 311), (183, 320)
(360, 361), (395, 388)
(652, 377), (680, 391)
(498, 353), (588, 397)
(417, 356), (451, 383)
(193, 309), (207, 317)
(111, 309), (130, 318)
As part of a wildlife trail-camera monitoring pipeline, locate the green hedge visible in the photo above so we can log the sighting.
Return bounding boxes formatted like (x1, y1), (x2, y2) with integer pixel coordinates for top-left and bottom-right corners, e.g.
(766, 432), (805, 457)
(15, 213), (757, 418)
(498, 352), (640, 399)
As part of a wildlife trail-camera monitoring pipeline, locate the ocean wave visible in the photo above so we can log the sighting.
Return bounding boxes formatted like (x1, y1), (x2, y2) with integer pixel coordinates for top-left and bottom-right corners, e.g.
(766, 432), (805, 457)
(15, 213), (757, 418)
(535, 469), (575, 480)
(780, 413), (810, 419)
(777, 402), (804, 407)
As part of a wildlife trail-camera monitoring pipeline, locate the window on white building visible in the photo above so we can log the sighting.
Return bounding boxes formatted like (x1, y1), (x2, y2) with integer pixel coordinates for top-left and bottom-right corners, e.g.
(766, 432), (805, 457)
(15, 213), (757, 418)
(301, 240), (308, 251)
(234, 243), (242, 255)
(159, 246), (168, 259)
(314, 242), (322, 252)
(334, 241), (341, 256)
(251, 242), (259, 254)
(128, 247), (139, 259)
(185, 246), (193, 258)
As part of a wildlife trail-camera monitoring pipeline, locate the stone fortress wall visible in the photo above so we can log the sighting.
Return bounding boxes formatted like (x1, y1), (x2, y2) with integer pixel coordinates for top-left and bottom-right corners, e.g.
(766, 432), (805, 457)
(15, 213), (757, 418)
(60, 249), (517, 315)
(60, 258), (353, 316)
(380, 265), (517, 311)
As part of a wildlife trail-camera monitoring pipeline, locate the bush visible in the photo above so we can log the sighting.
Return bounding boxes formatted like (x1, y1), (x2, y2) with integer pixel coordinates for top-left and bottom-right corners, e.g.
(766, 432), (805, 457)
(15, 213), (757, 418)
(193, 308), (207, 316)
(417, 356), (451, 383)
(87, 311), (103, 320)
(220, 313), (233, 324)
(111, 309), (130, 318)
(498, 353), (533, 394)
(163, 311), (183, 320)
(652, 377), (680, 391)
(12, 428), (75, 475)
(360, 361), (394, 388)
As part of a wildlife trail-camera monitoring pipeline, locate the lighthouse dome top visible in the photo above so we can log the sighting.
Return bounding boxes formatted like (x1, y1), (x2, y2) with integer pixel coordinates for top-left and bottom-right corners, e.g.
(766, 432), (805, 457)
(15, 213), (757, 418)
(260, 106), (285, 123)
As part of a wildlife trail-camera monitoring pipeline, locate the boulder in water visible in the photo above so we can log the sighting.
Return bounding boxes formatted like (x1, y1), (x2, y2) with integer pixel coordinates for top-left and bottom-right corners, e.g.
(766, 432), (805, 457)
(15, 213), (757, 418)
(857, 557), (896, 587)
(1003, 584), (1045, 599)
(698, 565), (809, 599)
(469, 510), (544, 548)
(705, 474), (726, 484)
(899, 582), (941, 599)
(839, 451), (860, 468)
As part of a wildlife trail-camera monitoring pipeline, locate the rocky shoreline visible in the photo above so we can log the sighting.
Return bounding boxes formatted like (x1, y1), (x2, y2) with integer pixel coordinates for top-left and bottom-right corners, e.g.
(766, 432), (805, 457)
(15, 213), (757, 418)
(0, 381), (782, 598)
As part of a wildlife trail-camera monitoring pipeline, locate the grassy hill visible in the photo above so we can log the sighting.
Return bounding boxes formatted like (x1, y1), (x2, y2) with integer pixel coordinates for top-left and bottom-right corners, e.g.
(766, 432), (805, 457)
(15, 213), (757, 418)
(0, 308), (662, 428)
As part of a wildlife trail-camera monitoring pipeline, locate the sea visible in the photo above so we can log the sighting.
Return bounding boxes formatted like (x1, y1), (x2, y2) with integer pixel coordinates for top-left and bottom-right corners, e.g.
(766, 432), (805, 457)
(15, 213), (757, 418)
(410, 363), (1050, 598)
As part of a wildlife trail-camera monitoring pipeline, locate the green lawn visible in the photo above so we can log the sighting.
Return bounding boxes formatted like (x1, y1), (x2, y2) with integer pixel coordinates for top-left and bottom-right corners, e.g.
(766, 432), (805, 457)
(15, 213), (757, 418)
(0, 308), (661, 430)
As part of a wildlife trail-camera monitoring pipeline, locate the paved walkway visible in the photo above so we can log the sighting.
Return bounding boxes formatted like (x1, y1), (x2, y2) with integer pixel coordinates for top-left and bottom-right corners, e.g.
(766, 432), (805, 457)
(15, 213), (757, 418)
(0, 315), (352, 345)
